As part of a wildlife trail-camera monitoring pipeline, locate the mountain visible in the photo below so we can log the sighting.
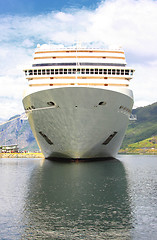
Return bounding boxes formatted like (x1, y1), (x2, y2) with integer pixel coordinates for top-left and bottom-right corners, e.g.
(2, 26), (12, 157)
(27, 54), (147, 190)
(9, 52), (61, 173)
(0, 102), (156, 152)
(0, 115), (39, 152)
(121, 102), (157, 149)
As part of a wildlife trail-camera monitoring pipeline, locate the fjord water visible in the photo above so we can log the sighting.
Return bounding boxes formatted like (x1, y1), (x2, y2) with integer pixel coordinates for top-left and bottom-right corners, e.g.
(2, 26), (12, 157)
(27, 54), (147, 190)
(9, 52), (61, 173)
(0, 155), (156, 239)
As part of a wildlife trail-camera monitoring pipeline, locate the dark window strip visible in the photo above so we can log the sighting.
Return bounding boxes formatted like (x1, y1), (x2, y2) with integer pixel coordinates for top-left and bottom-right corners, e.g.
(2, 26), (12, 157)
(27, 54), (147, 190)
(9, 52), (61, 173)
(32, 63), (126, 67)
(39, 131), (53, 145)
(102, 131), (117, 145)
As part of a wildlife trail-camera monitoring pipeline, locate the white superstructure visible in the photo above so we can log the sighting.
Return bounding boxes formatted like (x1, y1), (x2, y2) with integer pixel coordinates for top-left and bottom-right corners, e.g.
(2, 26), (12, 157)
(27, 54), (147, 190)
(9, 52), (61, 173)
(22, 43), (135, 159)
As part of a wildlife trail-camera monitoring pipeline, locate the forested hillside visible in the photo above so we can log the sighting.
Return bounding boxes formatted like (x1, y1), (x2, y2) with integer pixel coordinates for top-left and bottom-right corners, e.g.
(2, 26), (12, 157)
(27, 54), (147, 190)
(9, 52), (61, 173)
(121, 102), (157, 149)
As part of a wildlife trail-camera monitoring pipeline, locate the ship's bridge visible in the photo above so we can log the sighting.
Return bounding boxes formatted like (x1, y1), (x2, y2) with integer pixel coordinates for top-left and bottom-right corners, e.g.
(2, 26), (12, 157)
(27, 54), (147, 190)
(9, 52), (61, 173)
(23, 44), (135, 88)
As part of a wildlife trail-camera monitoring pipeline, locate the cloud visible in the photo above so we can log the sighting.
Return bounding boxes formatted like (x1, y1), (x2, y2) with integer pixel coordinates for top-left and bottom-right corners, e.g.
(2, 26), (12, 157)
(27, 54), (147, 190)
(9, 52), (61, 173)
(0, 0), (157, 121)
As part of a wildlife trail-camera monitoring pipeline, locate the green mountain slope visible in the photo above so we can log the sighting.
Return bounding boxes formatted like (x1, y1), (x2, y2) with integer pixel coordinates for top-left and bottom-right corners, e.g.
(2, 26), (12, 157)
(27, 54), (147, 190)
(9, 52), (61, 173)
(121, 102), (157, 149)
(120, 136), (157, 154)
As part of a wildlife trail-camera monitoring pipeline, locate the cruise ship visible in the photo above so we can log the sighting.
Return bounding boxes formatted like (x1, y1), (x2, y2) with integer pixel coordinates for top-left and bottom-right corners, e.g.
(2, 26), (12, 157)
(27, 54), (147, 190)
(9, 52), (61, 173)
(22, 43), (135, 160)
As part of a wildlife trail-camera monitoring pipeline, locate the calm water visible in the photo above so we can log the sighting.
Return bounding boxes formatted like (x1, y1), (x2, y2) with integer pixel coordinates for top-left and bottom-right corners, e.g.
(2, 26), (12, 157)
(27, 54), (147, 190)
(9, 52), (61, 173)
(0, 155), (156, 240)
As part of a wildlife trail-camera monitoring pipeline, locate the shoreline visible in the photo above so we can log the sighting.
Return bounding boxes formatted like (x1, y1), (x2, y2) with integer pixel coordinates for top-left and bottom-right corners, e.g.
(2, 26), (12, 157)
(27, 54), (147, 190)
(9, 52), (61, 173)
(119, 149), (157, 155)
(0, 151), (156, 158)
(0, 152), (44, 158)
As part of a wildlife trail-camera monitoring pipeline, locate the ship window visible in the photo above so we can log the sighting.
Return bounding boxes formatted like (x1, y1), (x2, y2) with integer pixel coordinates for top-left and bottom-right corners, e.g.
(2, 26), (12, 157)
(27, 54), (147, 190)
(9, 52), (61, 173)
(73, 69), (76, 74)
(51, 69), (54, 74)
(112, 69), (115, 75)
(121, 70), (124, 75)
(86, 69), (89, 74)
(42, 69), (45, 75)
(81, 69), (85, 74)
(34, 70), (37, 75)
(38, 70), (41, 75)
(68, 69), (71, 74)
(117, 69), (120, 75)
(59, 69), (63, 74)
(102, 132), (117, 145)
(99, 101), (106, 106)
(77, 69), (80, 74)
(55, 69), (58, 74)
(125, 70), (129, 75)
(103, 69), (107, 74)
(29, 70), (33, 75)
(46, 69), (50, 75)
(39, 131), (53, 145)
(90, 69), (94, 74)
(99, 69), (103, 74)
(108, 69), (111, 75)
(25, 70), (27, 76)
(95, 69), (98, 74)
(64, 69), (67, 74)
(47, 101), (55, 106)
(130, 70), (133, 75)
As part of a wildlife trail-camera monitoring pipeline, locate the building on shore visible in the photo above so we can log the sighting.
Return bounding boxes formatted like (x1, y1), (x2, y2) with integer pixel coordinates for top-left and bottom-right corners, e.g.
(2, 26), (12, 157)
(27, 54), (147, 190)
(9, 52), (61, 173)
(0, 144), (19, 153)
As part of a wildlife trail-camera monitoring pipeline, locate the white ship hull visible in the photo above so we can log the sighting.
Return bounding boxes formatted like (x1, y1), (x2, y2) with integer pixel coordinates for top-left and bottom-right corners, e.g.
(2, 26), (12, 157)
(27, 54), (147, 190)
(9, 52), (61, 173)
(23, 86), (133, 159)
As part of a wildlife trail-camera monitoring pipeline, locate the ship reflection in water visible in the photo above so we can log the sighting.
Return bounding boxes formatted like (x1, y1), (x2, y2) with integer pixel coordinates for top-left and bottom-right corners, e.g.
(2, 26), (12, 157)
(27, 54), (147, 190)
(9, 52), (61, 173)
(23, 159), (131, 239)
(0, 155), (156, 239)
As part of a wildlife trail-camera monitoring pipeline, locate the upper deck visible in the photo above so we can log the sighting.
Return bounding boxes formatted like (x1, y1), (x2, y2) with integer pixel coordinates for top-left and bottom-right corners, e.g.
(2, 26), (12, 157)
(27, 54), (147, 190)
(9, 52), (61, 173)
(24, 44), (134, 88)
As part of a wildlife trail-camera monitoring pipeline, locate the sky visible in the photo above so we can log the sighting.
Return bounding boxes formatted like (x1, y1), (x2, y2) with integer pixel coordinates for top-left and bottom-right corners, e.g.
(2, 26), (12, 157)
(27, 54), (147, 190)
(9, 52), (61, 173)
(0, 0), (157, 122)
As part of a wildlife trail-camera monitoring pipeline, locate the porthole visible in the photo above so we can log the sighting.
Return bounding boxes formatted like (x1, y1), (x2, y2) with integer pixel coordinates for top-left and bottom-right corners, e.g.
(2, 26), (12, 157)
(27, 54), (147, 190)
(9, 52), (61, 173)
(99, 101), (106, 106)
(47, 101), (55, 106)
(25, 105), (35, 111)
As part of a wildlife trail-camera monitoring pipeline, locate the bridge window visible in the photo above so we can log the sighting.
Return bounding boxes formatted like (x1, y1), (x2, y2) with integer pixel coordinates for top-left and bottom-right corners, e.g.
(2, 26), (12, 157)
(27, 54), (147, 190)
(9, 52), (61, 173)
(73, 69), (76, 74)
(46, 69), (50, 75)
(99, 69), (103, 74)
(90, 69), (94, 74)
(121, 70), (124, 75)
(117, 69), (120, 75)
(112, 69), (115, 75)
(95, 69), (98, 74)
(125, 70), (129, 75)
(108, 69), (111, 75)
(55, 69), (58, 74)
(29, 70), (33, 75)
(26, 67), (133, 77)
(77, 69), (80, 74)
(59, 69), (63, 74)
